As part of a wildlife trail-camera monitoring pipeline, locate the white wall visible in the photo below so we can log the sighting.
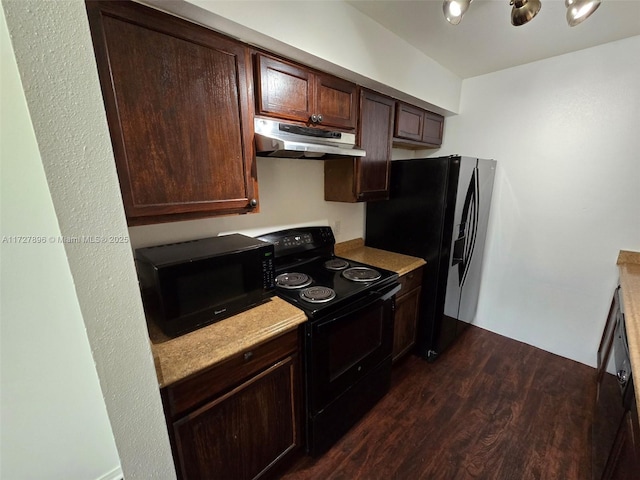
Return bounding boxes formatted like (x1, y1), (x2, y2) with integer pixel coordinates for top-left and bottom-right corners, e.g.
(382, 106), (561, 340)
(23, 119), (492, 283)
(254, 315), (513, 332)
(437, 36), (640, 367)
(0, 7), (121, 480)
(1, 0), (176, 478)
(129, 158), (366, 247)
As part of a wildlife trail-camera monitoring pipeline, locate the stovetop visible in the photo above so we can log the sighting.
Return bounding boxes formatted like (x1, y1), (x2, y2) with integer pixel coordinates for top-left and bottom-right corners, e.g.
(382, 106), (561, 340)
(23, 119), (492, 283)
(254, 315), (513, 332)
(256, 227), (399, 319)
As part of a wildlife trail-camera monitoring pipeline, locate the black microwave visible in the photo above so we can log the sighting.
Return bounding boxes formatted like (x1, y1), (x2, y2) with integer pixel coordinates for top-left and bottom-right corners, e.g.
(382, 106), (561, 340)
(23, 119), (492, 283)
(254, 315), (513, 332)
(135, 234), (275, 337)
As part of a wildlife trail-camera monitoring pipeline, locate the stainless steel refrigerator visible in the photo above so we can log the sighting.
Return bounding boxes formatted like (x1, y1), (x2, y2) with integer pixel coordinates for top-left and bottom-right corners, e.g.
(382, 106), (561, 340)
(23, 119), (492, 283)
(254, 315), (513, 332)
(366, 155), (496, 361)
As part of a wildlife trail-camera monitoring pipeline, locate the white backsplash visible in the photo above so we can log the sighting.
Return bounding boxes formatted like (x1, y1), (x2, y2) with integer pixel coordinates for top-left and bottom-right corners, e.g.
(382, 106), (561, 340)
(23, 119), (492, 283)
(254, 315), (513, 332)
(128, 157), (365, 249)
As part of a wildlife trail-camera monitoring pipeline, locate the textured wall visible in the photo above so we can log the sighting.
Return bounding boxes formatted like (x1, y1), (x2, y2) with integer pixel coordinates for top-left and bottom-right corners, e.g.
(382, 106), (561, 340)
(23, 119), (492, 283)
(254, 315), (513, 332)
(1, 0), (176, 478)
(0, 6), (121, 479)
(436, 36), (640, 366)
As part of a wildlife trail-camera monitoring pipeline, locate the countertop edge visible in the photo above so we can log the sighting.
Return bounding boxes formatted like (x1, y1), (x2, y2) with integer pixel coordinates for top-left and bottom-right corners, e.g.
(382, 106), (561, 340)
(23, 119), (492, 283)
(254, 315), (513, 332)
(150, 297), (307, 388)
(336, 239), (426, 277)
(618, 250), (640, 266)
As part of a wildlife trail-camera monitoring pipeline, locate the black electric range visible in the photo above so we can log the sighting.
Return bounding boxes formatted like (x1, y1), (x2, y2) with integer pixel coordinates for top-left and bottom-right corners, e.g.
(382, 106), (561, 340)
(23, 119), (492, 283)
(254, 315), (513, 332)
(256, 226), (400, 456)
(256, 226), (398, 319)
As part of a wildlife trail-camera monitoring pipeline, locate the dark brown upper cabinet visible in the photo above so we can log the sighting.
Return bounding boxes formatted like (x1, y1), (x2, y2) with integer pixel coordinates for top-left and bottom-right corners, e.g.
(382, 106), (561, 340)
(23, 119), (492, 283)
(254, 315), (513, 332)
(393, 101), (444, 148)
(86, 0), (259, 226)
(325, 89), (394, 203)
(255, 53), (358, 130)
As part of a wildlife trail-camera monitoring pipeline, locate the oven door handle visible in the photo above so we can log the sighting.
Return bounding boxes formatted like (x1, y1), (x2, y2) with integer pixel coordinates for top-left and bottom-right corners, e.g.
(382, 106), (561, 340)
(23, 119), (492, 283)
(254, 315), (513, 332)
(314, 282), (401, 331)
(373, 283), (402, 301)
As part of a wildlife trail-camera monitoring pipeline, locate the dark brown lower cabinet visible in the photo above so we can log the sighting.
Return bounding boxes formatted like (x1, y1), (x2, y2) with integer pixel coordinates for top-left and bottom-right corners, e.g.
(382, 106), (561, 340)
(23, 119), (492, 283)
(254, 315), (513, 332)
(593, 286), (640, 479)
(162, 330), (301, 480)
(603, 394), (640, 480)
(392, 267), (423, 363)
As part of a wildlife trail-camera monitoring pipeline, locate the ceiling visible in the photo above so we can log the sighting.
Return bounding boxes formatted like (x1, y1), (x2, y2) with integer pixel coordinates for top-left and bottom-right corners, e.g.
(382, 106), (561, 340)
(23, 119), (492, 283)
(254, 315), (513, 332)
(347, 0), (640, 79)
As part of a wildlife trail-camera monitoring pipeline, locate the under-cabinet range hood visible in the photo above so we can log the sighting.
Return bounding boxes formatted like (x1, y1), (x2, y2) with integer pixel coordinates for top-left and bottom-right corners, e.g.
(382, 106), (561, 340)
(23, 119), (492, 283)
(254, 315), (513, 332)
(254, 118), (366, 159)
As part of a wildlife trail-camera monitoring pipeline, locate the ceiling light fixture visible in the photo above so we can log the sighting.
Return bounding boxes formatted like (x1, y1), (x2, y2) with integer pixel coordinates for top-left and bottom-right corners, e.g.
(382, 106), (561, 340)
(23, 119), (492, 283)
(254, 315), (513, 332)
(565, 0), (601, 26)
(510, 0), (542, 26)
(443, 0), (472, 25)
(442, 0), (602, 27)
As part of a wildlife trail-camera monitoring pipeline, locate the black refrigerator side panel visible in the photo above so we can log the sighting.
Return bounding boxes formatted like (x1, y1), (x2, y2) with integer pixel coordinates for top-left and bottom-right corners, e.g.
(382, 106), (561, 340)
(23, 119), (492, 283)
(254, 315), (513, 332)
(365, 157), (454, 358)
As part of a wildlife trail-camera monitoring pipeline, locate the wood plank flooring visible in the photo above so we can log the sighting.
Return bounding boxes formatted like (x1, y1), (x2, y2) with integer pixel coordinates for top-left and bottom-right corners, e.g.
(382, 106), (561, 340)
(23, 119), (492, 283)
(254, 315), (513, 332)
(280, 325), (596, 480)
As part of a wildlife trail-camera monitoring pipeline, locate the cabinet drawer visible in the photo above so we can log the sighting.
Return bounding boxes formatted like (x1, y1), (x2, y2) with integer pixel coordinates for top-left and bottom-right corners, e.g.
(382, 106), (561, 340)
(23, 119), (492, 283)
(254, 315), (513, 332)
(399, 267), (423, 296)
(164, 329), (299, 418)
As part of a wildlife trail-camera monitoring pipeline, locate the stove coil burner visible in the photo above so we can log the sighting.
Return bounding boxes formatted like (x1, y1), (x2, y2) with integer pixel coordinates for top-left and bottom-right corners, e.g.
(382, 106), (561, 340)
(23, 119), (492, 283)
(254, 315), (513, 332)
(342, 266), (382, 282)
(300, 286), (336, 304)
(275, 272), (312, 289)
(324, 258), (350, 271)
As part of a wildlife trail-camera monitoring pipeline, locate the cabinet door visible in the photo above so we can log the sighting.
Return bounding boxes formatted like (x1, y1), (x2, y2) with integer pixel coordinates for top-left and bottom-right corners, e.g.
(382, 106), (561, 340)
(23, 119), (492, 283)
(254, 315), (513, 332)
(255, 53), (313, 123)
(393, 286), (421, 363)
(173, 355), (300, 480)
(86, 1), (258, 225)
(597, 288), (621, 381)
(324, 89), (393, 203)
(604, 399), (640, 480)
(392, 268), (423, 363)
(315, 73), (358, 130)
(356, 90), (394, 201)
(422, 111), (445, 146)
(393, 102), (444, 147)
(394, 103), (424, 142)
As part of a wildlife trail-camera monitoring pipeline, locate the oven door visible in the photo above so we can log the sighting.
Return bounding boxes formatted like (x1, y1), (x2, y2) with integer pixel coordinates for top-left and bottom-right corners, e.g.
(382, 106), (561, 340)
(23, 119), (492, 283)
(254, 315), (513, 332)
(306, 283), (399, 415)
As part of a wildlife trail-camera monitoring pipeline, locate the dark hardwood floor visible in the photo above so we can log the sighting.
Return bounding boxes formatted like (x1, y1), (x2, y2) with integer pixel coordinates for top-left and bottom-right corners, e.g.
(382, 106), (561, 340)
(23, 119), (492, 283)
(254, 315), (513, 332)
(280, 325), (596, 480)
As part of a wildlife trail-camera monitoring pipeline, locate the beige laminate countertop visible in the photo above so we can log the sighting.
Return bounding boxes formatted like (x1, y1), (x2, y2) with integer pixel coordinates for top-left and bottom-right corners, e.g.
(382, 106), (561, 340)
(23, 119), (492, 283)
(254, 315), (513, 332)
(335, 238), (426, 276)
(149, 296), (307, 388)
(148, 239), (422, 389)
(617, 250), (640, 417)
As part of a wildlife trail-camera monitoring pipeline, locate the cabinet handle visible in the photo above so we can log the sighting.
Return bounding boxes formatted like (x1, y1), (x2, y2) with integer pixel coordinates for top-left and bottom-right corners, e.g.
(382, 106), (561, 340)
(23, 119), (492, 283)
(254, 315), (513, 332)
(617, 369), (628, 386)
(310, 114), (318, 123)
(249, 198), (258, 208)
(244, 351), (253, 361)
(317, 114), (323, 123)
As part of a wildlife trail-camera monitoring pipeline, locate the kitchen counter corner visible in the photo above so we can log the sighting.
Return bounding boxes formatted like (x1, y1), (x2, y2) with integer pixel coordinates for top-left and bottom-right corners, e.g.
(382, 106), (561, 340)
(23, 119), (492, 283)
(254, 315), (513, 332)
(335, 238), (426, 276)
(148, 296), (307, 387)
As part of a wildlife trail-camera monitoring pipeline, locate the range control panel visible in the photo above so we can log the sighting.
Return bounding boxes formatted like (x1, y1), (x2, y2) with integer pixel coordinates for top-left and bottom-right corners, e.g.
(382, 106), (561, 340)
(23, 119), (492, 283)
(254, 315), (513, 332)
(280, 232), (314, 248)
(256, 226), (335, 258)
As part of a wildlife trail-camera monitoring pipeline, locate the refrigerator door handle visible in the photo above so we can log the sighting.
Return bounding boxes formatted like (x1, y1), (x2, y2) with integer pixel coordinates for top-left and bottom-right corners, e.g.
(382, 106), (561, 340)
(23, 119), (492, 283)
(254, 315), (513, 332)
(452, 235), (465, 266)
(458, 165), (480, 287)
